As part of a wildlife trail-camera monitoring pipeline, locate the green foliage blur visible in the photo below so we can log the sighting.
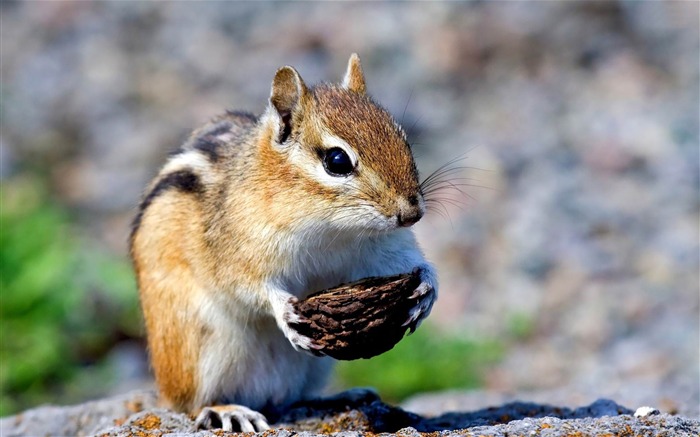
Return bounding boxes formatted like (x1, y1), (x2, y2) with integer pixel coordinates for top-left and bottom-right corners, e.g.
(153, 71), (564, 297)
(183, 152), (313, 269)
(0, 177), (140, 416)
(336, 326), (503, 402)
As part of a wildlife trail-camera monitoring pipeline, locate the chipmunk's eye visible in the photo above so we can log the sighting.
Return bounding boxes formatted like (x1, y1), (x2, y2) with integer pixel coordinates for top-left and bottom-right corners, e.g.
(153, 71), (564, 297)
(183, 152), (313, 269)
(323, 148), (354, 176)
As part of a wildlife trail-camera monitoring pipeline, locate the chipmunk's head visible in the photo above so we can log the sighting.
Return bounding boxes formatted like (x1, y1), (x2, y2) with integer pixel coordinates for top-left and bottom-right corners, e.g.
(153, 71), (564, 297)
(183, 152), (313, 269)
(262, 54), (423, 234)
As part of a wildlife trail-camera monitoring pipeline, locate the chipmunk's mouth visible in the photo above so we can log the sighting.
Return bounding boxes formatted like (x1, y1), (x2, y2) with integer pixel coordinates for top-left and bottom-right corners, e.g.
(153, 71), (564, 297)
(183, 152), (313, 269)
(322, 201), (423, 234)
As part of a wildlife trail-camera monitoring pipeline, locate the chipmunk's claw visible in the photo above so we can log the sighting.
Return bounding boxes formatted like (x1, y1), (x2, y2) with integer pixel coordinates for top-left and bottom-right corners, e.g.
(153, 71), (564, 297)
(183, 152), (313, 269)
(281, 297), (325, 356)
(403, 266), (437, 332)
(195, 405), (270, 432)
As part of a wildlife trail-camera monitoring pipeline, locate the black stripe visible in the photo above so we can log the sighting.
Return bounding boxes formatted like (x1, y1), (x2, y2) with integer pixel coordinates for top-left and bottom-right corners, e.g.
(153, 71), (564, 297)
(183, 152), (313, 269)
(206, 121), (233, 137)
(194, 137), (221, 162)
(129, 170), (203, 246)
(192, 121), (233, 163)
(225, 110), (257, 122)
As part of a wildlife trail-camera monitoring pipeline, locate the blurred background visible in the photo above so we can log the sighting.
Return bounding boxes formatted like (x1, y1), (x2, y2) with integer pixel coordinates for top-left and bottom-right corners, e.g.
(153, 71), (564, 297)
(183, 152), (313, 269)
(1, 1), (698, 418)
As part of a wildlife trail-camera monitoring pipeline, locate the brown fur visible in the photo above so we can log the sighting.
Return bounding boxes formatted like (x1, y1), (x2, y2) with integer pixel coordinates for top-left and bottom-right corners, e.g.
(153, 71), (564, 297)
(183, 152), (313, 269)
(132, 192), (207, 412)
(314, 85), (419, 195)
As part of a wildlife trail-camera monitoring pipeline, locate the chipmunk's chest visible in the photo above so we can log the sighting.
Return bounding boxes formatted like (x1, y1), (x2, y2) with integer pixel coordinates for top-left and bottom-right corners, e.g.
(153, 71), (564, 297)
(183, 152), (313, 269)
(278, 232), (396, 297)
(282, 247), (359, 297)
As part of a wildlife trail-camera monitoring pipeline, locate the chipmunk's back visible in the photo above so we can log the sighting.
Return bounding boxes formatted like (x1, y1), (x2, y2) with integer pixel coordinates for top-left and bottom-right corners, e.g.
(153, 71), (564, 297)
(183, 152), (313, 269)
(181, 111), (258, 163)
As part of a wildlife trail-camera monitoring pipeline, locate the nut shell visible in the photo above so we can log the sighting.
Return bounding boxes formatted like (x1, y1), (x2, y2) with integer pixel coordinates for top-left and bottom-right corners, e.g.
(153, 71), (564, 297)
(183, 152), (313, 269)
(291, 271), (421, 360)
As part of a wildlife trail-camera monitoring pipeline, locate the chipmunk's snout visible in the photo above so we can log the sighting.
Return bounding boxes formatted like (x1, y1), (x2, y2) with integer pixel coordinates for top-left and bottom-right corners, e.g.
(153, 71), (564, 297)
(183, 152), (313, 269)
(397, 209), (423, 227)
(396, 196), (424, 227)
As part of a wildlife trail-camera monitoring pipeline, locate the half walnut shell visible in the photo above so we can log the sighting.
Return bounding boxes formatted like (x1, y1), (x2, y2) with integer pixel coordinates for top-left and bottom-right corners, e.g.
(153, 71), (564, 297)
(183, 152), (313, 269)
(291, 271), (422, 360)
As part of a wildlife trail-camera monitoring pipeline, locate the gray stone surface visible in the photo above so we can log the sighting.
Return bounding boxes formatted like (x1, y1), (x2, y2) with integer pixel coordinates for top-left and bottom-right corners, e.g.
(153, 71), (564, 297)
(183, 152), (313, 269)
(0, 390), (158, 437)
(2, 390), (698, 437)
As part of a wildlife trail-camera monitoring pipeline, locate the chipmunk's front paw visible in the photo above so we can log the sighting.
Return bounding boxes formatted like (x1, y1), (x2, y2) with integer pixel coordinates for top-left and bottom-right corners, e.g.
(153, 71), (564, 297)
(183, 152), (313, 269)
(278, 297), (325, 356)
(403, 266), (437, 332)
(194, 405), (270, 432)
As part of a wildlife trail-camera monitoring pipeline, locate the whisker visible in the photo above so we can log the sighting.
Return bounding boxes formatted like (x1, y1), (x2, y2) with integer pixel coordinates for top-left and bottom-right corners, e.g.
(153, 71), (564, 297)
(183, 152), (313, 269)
(419, 152), (472, 185)
(421, 172), (482, 189)
(407, 115), (423, 143)
(425, 196), (467, 209)
(421, 165), (474, 188)
(401, 89), (414, 127)
(425, 205), (446, 219)
(422, 182), (485, 199)
(425, 198), (452, 218)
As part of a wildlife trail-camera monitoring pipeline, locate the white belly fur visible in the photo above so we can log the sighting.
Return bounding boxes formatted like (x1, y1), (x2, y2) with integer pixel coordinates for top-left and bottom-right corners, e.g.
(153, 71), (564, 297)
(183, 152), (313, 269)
(196, 296), (333, 410)
(194, 229), (427, 410)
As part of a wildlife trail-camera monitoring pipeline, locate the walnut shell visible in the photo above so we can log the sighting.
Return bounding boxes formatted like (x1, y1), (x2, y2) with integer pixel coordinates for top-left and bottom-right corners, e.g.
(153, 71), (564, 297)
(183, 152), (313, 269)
(291, 271), (422, 360)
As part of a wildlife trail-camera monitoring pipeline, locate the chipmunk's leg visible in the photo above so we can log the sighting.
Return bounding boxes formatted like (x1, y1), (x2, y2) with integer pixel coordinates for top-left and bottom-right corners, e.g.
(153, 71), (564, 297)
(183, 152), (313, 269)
(266, 284), (324, 355)
(194, 405), (270, 432)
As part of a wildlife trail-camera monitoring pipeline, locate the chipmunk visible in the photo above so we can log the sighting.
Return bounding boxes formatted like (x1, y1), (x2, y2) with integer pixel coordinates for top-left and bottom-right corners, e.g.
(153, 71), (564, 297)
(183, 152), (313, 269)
(129, 54), (437, 432)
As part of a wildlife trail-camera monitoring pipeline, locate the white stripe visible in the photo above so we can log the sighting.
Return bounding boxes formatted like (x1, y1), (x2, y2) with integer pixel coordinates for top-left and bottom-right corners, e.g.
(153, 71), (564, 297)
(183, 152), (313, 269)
(161, 151), (213, 183)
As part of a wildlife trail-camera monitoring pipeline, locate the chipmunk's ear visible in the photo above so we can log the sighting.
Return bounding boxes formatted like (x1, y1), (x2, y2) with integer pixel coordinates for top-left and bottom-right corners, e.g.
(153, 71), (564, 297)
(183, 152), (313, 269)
(270, 66), (308, 143)
(342, 53), (366, 94)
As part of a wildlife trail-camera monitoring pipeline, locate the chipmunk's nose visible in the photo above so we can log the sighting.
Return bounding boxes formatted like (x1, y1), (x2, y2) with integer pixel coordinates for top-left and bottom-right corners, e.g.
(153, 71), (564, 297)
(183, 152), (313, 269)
(397, 210), (422, 227)
(397, 202), (424, 227)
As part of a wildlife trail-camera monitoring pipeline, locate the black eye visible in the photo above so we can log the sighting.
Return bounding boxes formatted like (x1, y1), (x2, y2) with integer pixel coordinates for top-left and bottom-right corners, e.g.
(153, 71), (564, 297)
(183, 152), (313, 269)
(323, 148), (354, 176)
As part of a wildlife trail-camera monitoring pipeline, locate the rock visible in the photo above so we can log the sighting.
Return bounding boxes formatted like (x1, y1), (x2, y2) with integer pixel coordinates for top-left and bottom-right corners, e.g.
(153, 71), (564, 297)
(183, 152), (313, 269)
(402, 384), (700, 419)
(2, 390), (698, 436)
(457, 414), (700, 437)
(0, 390), (158, 437)
(635, 406), (661, 418)
(97, 409), (194, 437)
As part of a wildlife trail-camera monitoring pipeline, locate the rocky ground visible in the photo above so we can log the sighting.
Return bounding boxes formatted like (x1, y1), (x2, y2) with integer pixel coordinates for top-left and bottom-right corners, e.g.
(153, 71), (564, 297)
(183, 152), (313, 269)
(1, 0), (698, 419)
(2, 390), (698, 437)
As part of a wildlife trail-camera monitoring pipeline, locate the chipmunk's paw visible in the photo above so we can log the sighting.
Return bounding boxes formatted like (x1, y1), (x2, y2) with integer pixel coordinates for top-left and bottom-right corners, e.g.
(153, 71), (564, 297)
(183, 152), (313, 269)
(194, 405), (269, 432)
(403, 266), (437, 332)
(279, 297), (325, 356)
